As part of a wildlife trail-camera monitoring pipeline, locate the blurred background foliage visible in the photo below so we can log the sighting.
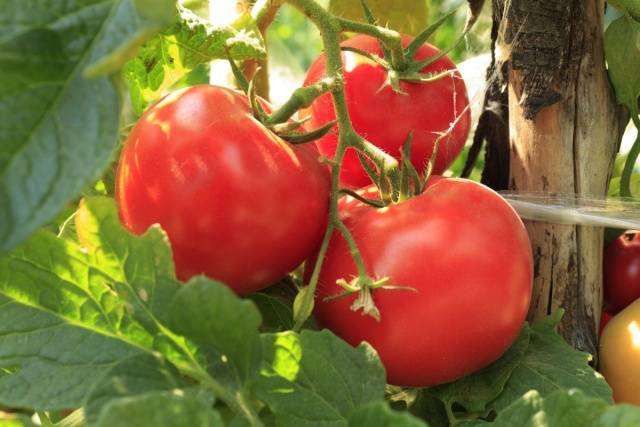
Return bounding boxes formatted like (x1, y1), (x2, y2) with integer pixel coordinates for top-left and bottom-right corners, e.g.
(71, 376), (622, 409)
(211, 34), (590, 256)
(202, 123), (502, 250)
(176, 0), (493, 179)
(265, 0), (492, 99)
(180, 0), (492, 94)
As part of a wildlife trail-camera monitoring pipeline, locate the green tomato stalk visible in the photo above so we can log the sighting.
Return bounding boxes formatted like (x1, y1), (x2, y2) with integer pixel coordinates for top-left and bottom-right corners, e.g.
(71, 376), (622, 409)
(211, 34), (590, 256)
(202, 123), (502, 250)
(283, 0), (480, 329)
(286, 0), (407, 330)
(246, 0), (481, 329)
(620, 107), (640, 198)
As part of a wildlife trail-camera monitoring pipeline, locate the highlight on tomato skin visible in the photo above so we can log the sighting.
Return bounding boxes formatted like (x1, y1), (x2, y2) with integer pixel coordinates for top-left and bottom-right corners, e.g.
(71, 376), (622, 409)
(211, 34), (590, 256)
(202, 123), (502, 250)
(302, 34), (472, 189)
(115, 84), (330, 295)
(313, 177), (533, 387)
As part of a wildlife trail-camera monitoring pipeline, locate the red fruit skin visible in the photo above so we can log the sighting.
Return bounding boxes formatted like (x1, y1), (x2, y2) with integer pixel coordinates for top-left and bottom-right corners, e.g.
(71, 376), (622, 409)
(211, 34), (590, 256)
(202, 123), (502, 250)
(599, 311), (613, 336)
(603, 231), (640, 313)
(314, 178), (533, 387)
(116, 85), (330, 294)
(303, 34), (471, 188)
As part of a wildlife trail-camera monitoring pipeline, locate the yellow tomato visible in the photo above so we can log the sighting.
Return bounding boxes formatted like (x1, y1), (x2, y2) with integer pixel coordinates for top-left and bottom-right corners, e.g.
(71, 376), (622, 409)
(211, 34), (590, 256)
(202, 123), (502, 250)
(599, 298), (640, 405)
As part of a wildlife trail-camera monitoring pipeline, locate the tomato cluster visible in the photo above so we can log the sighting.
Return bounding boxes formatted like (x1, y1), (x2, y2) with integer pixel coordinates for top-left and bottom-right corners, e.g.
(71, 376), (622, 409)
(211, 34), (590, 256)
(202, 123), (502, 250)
(115, 37), (533, 388)
(599, 231), (640, 405)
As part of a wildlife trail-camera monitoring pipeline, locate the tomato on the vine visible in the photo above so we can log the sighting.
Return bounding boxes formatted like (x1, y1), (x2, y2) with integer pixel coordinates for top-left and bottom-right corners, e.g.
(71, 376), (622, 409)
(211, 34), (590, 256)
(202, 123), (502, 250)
(303, 34), (471, 188)
(603, 231), (640, 313)
(313, 178), (533, 387)
(116, 85), (330, 294)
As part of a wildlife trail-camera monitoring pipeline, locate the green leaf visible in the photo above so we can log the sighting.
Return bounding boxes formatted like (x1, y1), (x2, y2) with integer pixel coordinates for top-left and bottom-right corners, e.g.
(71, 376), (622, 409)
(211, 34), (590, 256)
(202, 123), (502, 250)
(329, 0), (429, 36)
(0, 230), (147, 409)
(84, 353), (188, 425)
(609, 0), (640, 20)
(489, 389), (640, 427)
(592, 404), (640, 427)
(0, 416), (37, 427)
(460, 394), (640, 427)
(124, 5), (265, 114)
(489, 389), (607, 426)
(75, 197), (181, 330)
(84, 0), (178, 77)
(53, 409), (84, 427)
(492, 311), (612, 412)
(175, 8), (265, 68)
(256, 329), (386, 427)
(401, 390), (448, 427)
(0, 0), (175, 254)
(0, 294), (142, 410)
(1, 195), (267, 419)
(249, 293), (295, 332)
(428, 323), (532, 416)
(348, 401), (429, 427)
(604, 15), (640, 111)
(169, 278), (263, 389)
(94, 391), (224, 427)
(0, 196), (189, 409)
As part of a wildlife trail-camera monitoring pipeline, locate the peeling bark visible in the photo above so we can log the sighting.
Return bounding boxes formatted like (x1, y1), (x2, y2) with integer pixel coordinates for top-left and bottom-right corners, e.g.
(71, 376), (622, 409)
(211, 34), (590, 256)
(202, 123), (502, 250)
(462, 0), (510, 190)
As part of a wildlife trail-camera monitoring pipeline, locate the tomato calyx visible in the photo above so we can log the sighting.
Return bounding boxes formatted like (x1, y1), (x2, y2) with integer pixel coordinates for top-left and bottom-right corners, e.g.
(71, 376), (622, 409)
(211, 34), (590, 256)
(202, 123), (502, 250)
(337, 6), (471, 95)
(324, 276), (416, 321)
(279, 120), (338, 145)
(361, 131), (437, 205)
(340, 44), (456, 95)
(338, 188), (386, 208)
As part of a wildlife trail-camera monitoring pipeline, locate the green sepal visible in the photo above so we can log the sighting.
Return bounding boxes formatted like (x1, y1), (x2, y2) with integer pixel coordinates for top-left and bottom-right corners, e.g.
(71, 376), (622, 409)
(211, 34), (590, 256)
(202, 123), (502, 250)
(404, 8), (459, 61)
(278, 120), (337, 144)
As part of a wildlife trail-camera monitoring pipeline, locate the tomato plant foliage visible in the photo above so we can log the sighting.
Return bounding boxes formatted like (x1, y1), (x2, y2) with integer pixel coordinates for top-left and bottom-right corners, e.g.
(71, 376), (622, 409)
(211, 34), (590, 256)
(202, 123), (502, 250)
(0, 198), (627, 426)
(0, 0), (175, 254)
(0, 0), (265, 256)
(1, 0), (640, 426)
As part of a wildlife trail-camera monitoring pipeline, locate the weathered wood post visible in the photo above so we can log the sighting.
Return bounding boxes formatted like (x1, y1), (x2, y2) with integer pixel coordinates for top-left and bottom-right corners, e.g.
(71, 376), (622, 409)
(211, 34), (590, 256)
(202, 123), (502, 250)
(475, 0), (627, 357)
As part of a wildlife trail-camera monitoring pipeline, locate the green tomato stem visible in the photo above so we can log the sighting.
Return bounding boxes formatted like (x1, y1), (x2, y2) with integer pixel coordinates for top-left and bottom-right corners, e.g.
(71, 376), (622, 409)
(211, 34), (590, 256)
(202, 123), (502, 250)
(351, 133), (400, 176)
(293, 221), (334, 331)
(336, 17), (406, 70)
(287, 0), (401, 326)
(252, 0), (285, 33)
(265, 77), (336, 126)
(37, 412), (55, 427)
(620, 108), (640, 198)
(157, 323), (264, 427)
(243, 0), (285, 100)
(186, 364), (264, 427)
(444, 402), (458, 425)
(333, 212), (369, 277)
(56, 409), (84, 427)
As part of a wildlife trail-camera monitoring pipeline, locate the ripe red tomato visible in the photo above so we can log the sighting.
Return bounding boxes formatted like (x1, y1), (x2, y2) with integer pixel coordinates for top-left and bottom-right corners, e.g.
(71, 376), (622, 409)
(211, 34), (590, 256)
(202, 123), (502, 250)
(116, 85), (330, 294)
(314, 178), (533, 386)
(303, 35), (471, 188)
(603, 231), (640, 313)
